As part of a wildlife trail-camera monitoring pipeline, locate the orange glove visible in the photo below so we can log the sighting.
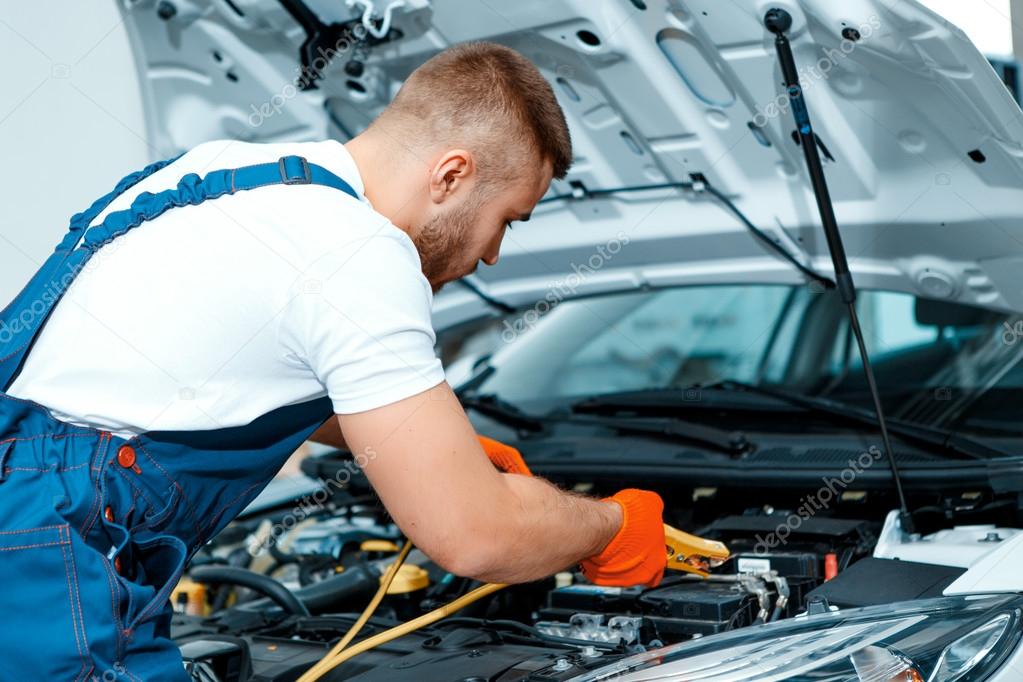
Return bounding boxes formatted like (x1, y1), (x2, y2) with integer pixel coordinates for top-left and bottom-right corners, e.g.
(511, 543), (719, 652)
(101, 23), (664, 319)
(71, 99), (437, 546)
(477, 435), (533, 476)
(580, 489), (666, 588)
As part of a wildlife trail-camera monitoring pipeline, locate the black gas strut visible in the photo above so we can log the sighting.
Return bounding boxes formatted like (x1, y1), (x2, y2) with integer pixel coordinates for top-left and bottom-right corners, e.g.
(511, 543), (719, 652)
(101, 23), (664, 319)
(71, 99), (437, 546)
(764, 8), (914, 534)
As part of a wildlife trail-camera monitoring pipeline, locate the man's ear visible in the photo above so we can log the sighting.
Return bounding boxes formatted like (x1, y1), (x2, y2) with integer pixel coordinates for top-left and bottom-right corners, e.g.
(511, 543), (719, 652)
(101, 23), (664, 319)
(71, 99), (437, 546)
(428, 149), (476, 204)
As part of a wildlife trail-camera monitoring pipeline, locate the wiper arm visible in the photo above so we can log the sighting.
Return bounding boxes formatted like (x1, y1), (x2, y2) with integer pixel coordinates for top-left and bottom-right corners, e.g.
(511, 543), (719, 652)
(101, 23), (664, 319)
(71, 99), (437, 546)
(464, 392), (750, 455)
(569, 394), (752, 456)
(708, 380), (1004, 460)
(459, 393), (546, 434)
(572, 414), (752, 456)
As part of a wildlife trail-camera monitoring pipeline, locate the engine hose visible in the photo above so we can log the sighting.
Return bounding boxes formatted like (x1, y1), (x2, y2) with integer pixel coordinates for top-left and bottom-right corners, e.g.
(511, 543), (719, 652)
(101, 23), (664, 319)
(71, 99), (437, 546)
(296, 540), (413, 682)
(301, 582), (508, 681)
(234, 561), (380, 615)
(190, 565), (310, 617)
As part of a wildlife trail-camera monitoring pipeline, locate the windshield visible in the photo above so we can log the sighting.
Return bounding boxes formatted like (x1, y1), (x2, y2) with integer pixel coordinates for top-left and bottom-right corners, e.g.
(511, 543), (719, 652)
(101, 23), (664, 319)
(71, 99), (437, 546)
(473, 284), (1022, 439)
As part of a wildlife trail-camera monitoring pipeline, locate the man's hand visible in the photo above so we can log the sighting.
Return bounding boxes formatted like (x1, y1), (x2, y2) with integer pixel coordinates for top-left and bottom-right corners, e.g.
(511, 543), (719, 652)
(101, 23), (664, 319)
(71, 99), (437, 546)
(337, 382), (622, 584)
(477, 435), (532, 476)
(580, 489), (666, 588)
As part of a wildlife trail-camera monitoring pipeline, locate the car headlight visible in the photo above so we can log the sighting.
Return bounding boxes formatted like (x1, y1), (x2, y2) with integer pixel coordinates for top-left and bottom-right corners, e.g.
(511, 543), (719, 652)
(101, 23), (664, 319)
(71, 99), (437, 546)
(569, 594), (1022, 682)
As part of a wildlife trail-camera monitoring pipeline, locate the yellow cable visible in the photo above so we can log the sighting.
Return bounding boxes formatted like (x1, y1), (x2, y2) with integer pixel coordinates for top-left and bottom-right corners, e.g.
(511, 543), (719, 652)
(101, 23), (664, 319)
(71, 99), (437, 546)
(297, 539), (413, 682)
(306, 582), (508, 681)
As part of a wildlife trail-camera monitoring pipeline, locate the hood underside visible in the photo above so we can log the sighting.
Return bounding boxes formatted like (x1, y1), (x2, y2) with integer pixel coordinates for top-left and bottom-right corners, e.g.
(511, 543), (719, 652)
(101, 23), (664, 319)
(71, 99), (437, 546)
(121, 0), (1023, 327)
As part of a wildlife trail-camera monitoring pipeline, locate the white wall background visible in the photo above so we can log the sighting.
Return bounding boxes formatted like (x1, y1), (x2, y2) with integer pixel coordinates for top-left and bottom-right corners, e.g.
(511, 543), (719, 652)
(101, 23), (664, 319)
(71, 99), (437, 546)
(0, 2), (150, 301)
(920, 0), (1014, 58)
(0, 1), (1016, 303)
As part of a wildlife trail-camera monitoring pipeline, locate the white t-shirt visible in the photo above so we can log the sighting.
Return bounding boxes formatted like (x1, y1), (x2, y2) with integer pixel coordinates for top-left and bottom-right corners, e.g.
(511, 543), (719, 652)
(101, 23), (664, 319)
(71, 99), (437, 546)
(8, 139), (445, 437)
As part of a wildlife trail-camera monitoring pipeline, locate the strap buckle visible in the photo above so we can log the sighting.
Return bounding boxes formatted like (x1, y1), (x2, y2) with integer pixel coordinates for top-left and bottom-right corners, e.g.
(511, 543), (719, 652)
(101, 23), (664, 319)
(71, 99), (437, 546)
(279, 155), (312, 185)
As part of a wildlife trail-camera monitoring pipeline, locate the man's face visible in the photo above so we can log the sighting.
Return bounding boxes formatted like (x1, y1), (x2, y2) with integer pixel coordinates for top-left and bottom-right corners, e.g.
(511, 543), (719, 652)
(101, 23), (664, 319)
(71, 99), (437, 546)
(412, 162), (552, 293)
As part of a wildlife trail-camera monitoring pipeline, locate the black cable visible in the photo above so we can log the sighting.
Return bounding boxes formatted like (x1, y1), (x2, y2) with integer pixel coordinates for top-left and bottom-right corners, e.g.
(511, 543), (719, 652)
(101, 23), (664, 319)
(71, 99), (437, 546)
(538, 181), (695, 203)
(190, 565), (311, 617)
(538, 181), (834, 289)
(702, 183), (834, 289)
(457, 277), (516, 314)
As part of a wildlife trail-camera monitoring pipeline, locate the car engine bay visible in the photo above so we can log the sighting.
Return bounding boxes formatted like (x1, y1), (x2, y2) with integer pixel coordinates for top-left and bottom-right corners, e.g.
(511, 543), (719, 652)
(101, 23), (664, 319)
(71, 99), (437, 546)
(172, 448), (1023, 681)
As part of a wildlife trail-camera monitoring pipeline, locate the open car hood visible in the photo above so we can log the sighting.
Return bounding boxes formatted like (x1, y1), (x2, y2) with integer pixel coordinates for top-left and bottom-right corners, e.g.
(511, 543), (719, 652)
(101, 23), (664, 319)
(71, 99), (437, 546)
(121, 0), (1023, 329)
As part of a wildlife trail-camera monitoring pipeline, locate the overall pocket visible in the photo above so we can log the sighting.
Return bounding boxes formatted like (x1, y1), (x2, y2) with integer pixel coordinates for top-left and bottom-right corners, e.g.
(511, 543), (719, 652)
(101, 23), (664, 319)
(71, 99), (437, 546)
(0, 524), (93, 681)
(119, 531), (189, 636)
(99, 463), (189, 641)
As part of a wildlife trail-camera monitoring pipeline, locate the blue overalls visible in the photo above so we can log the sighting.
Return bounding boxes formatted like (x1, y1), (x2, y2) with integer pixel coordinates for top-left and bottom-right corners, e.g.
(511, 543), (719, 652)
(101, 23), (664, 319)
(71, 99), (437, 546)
(0, 155), (358, 680)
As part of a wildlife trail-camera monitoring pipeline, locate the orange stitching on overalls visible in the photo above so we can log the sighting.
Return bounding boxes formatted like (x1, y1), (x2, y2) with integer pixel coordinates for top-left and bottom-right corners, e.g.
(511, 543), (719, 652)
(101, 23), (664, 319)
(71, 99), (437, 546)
(0, 433), (95, 445)
(0, 339), (34, 364)
(203, 479), (265, 537)
(130, 537), (186, 627)
(65, 528), (93, 682)
(124, 489), (138, 530)
(135, 442), (203, 540)
(80, 432), (109, 539)
(77, 664), (96, 682)
(99, 554), (125, 662)
(58, 530), (89, 680)
(111, 465), (159, 516)
(0, 523), (68, 535)
(132, 575), (174, 626)
(0, 540), (66, 551)
(3, 462), (87, 473)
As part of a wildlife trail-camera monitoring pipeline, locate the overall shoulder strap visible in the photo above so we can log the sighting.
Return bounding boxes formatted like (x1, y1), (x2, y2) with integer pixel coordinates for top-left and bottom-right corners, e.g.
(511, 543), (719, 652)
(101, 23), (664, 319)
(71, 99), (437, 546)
(0, 155), (359, 391)
(81, 155), (358, 251)
(60, 153), (184, 251)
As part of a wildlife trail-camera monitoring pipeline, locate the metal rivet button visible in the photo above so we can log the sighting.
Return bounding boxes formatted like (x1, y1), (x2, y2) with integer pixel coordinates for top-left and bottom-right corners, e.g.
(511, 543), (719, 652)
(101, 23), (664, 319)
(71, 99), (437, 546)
(116, 446), (137, 470)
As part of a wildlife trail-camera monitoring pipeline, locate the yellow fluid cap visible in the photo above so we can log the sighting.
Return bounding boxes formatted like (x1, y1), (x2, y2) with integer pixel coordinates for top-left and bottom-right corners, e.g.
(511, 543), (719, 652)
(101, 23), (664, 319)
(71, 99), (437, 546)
(171, 577), (208, 616)
(361, 539), (400, 553)
(385, 564), (430, 594)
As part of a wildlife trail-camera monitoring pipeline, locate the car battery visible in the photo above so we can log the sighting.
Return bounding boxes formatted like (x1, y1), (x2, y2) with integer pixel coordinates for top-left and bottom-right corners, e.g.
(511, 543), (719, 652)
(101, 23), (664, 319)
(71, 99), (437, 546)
(729, 552), (820, 578)
(540, 581), (759, 640)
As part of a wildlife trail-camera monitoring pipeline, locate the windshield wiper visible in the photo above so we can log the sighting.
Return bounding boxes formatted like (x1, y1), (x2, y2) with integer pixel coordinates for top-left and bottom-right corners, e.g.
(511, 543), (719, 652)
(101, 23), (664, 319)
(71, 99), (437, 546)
(706, 380), (1005, 461)
(568, 412), (752, 456)
(460, 393), (546, 433)
(572, 383), (1004, 460)
(464, 392), (750, 455)
(567, 396), (752, 456)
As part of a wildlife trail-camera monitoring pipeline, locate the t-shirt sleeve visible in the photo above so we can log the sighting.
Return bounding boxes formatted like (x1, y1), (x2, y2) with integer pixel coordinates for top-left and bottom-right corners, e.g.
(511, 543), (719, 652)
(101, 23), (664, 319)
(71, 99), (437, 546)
(281, 233), (445, 414)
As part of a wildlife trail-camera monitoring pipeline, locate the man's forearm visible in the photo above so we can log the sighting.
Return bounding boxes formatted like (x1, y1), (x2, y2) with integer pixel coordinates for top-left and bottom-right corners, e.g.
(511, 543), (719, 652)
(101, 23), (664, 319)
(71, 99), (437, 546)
(466, 474), (623, 584)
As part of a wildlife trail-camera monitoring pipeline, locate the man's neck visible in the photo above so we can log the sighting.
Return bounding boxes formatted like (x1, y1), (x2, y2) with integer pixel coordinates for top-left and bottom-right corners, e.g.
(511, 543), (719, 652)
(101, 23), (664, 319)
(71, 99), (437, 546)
(344, 134), (414, 234)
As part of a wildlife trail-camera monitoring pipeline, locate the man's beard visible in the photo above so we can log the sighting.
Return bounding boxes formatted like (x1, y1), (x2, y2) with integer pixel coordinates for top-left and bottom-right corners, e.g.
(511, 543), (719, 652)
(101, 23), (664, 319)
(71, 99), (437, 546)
(411, 197), (480, 293)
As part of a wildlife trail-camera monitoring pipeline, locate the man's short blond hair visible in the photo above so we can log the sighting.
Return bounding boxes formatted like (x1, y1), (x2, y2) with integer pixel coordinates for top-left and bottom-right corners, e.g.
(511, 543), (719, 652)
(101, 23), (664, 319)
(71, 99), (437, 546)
(372, 41), (572, 181)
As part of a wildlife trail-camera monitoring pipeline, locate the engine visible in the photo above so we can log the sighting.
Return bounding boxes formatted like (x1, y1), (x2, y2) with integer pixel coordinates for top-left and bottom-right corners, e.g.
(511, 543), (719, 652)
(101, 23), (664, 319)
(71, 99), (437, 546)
(170, 461), (881, 680)
(172, 451), (1021, 681)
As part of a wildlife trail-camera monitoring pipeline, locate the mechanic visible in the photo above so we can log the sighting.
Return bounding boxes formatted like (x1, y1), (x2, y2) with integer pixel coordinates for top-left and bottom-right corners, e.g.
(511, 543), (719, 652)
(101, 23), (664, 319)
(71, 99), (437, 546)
(0, 42), (666, 680)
